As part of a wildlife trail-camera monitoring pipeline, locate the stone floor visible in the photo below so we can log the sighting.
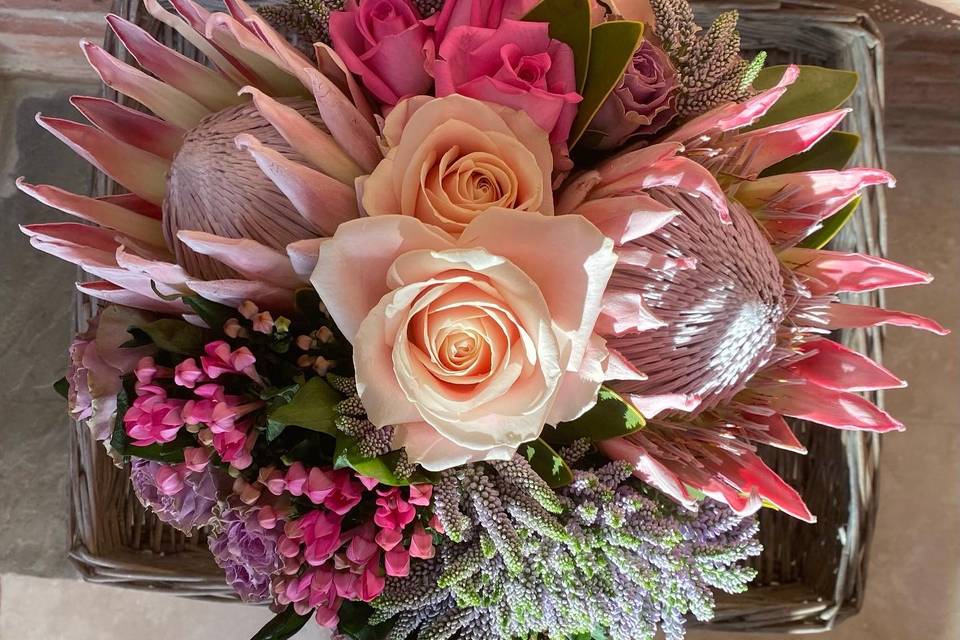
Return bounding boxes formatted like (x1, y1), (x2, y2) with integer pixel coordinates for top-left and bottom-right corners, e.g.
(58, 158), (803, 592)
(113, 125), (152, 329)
(0, 13), (958, 640)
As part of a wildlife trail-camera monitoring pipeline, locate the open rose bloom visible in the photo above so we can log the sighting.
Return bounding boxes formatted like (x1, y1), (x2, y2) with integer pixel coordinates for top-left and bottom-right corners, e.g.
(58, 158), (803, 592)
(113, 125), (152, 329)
(312, 209), (617, 469)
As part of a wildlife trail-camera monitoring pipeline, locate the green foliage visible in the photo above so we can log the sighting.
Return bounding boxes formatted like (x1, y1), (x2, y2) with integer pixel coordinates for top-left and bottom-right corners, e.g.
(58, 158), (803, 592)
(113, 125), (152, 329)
(249, 606), (310, 640)
(53, 376), (69, 400)
(761, 131), (860, 177)
(523, 0), (592, 91)
(545, 386), (645, 445)
(337, 601), (395, 640)
(569, 20), (644, 147)
(797, 195), (862, 250)
(183, 295), (236, 331)
(334, 432), (410, 486)
(135, 318), (204, 355)
(750, 65), (858, 130)
(267, 376), (342, 438)
(520, 439), (573, 487)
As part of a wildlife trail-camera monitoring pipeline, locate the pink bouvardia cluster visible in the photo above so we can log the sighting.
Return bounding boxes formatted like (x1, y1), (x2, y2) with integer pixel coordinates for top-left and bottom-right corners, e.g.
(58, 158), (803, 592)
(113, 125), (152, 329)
(329, 0), (578, 142)
(123, 342), (263, 469)
(256, 463), (436, 627)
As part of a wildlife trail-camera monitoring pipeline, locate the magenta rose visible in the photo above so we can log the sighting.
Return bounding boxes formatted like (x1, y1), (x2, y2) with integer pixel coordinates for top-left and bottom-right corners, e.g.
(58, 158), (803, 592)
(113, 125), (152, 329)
(433, 19), (582, 144)
(586, 40), (679, 149)
(432, 0), (539, 43)
(329, 0), (434, 106)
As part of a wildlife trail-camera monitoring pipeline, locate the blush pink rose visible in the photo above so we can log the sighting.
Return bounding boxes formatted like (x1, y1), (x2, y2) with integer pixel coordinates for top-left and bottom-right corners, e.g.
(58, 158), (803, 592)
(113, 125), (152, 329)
(361, 95), (554, 235)
(432, 0), (540, 43)
(433, 19), (582, 144)
(311, 209), (618, 470)
(329, 0), (434, 106)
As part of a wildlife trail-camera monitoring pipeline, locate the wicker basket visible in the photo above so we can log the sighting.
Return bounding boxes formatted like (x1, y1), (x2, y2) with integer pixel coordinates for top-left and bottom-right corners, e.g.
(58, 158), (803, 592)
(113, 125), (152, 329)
(69, 0), (888, 630)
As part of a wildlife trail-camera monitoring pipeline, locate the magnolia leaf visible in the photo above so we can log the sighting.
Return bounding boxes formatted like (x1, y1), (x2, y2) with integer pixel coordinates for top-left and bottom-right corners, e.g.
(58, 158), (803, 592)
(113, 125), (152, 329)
(53, 376), (69, 400)
(267, 376), (342, 435)
(522, 438), (573, 488)
(136, 318), (204, 355)
(750, 65), (858, 130)
(249, 607), (310, 640)
(569, 20), (644, 147)
(761, 131), (860, 177)
(333, 433), (409, 486)
(546, 386), (645, 445)
(798, 195), (862, 249)
(523, 0), (592, 91)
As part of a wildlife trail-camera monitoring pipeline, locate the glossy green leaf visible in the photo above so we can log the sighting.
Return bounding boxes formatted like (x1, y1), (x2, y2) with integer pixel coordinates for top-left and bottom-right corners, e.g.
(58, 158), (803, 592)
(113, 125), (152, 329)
(336, 601), (394, 640)
(521, 438), (573, 487)
(750, 65), (858, 130)
(333, 433), (410, 486)
(124, 434), (195, 464)
(523, 0), (592, 91)
(569, 20), (643, 147)
(797, 195), (862, 249)
(267, 376), (342, 436)
(760, 131), (860, 177)
(545, 387), (645, 445)
(136, 318), (204, 355)
(53, 376), (69, 400)
(249, 607), (310, 640)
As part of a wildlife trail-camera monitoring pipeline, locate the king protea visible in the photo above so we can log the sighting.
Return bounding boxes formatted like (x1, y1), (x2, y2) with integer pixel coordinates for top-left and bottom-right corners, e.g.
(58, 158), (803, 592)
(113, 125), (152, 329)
(19, 0), (381, 315)
(558, 65), (948, 522)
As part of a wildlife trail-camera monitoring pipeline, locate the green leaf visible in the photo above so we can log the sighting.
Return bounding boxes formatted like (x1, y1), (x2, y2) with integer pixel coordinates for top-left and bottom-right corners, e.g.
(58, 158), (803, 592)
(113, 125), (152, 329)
(522, 438), (573, 488)
(136, 318), (204, 355)
(333, 433), (410, 486)
(750, 65), (858, 130)
(797, 195), (861, 249)
(523, 0), (592, 91)
(336, 601), (394, 640)
(569, 20), (644, 147)
(545, 386), (645, 445)
(183, 295), (235, 331)
(53, 376), (69, 400)
(249, 606), (310, 640)
(761, 131), (860, 177)
(267, 377), (342, 436)
(109, 380), (133, 454)
(124, 434), (194, 464)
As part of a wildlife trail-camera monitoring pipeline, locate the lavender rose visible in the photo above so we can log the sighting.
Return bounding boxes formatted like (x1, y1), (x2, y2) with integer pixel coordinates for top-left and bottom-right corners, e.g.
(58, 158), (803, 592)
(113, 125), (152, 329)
(208, 504), (283, 602)
(130, 459), (220, 533)
(586, 40), (679, 150)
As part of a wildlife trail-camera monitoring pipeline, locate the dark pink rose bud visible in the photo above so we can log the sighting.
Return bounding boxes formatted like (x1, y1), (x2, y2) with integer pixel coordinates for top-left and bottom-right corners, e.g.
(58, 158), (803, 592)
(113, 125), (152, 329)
(587, 40), (679, 150)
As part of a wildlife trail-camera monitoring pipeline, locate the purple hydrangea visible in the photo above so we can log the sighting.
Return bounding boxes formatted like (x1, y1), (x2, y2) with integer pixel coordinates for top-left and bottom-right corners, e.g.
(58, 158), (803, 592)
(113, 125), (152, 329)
(129, 459), (220, 533)
(208, 504), (283, 603)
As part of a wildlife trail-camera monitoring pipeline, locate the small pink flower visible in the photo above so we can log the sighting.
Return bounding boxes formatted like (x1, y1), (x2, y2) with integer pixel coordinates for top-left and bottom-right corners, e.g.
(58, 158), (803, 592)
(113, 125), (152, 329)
(285, 462), (309, 496)
(374, 487), (416, 530)
(174, 358), (205, 389)
(154, 465), (184, 496)
(183, 447), (210, 472)
(238, 300), (259, 320)
(305, 468), (337, 504)
(409, 522), (435, 559)
(384, 544), (410, 577)
(212, 421), (257, 470)
(312, 356), (334, 376)
(134, 356), (159, 383)
(296, 335), (313, 351)
(257, 505), (279, 530)
(346, 528), (379, 566)
(429, 514), (445, 534)
(124, 393), (186, 446)
(314, 601), (341, 628)
(200, 341), (259, 381)
(375, 526), (403, 551)
(408, 484), (432, 506)
(358, 564), (386, 602)
(259, 467), (288, 495)
(323, 471), (364, 515)
(252, 312), (274, 334)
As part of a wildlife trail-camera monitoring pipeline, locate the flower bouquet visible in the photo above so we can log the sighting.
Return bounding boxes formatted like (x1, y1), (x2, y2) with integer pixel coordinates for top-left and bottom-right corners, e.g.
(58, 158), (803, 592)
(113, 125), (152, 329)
(19, 0), (946, 638)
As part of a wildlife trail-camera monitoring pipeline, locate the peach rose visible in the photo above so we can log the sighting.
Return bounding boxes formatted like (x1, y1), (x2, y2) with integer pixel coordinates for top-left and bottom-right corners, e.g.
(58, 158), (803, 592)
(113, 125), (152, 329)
(311, 209), (617, 470)
(360, 95), (554, 235)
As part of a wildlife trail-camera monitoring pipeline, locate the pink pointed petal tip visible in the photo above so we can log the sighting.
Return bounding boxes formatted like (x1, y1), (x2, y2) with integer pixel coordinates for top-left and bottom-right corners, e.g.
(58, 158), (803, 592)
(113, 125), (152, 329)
(826, 303), (949, 336)
(597, 437), (696, 509)
(781, 247), (932, 295)
(791, 339), (905, 392)
(766, 383), (905, 432)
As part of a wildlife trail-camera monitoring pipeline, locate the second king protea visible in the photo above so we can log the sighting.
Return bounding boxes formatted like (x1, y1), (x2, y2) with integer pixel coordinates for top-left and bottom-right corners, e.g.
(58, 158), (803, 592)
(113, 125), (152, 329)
(19, 0), (381, 314)
(559, 65), (948, 522)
